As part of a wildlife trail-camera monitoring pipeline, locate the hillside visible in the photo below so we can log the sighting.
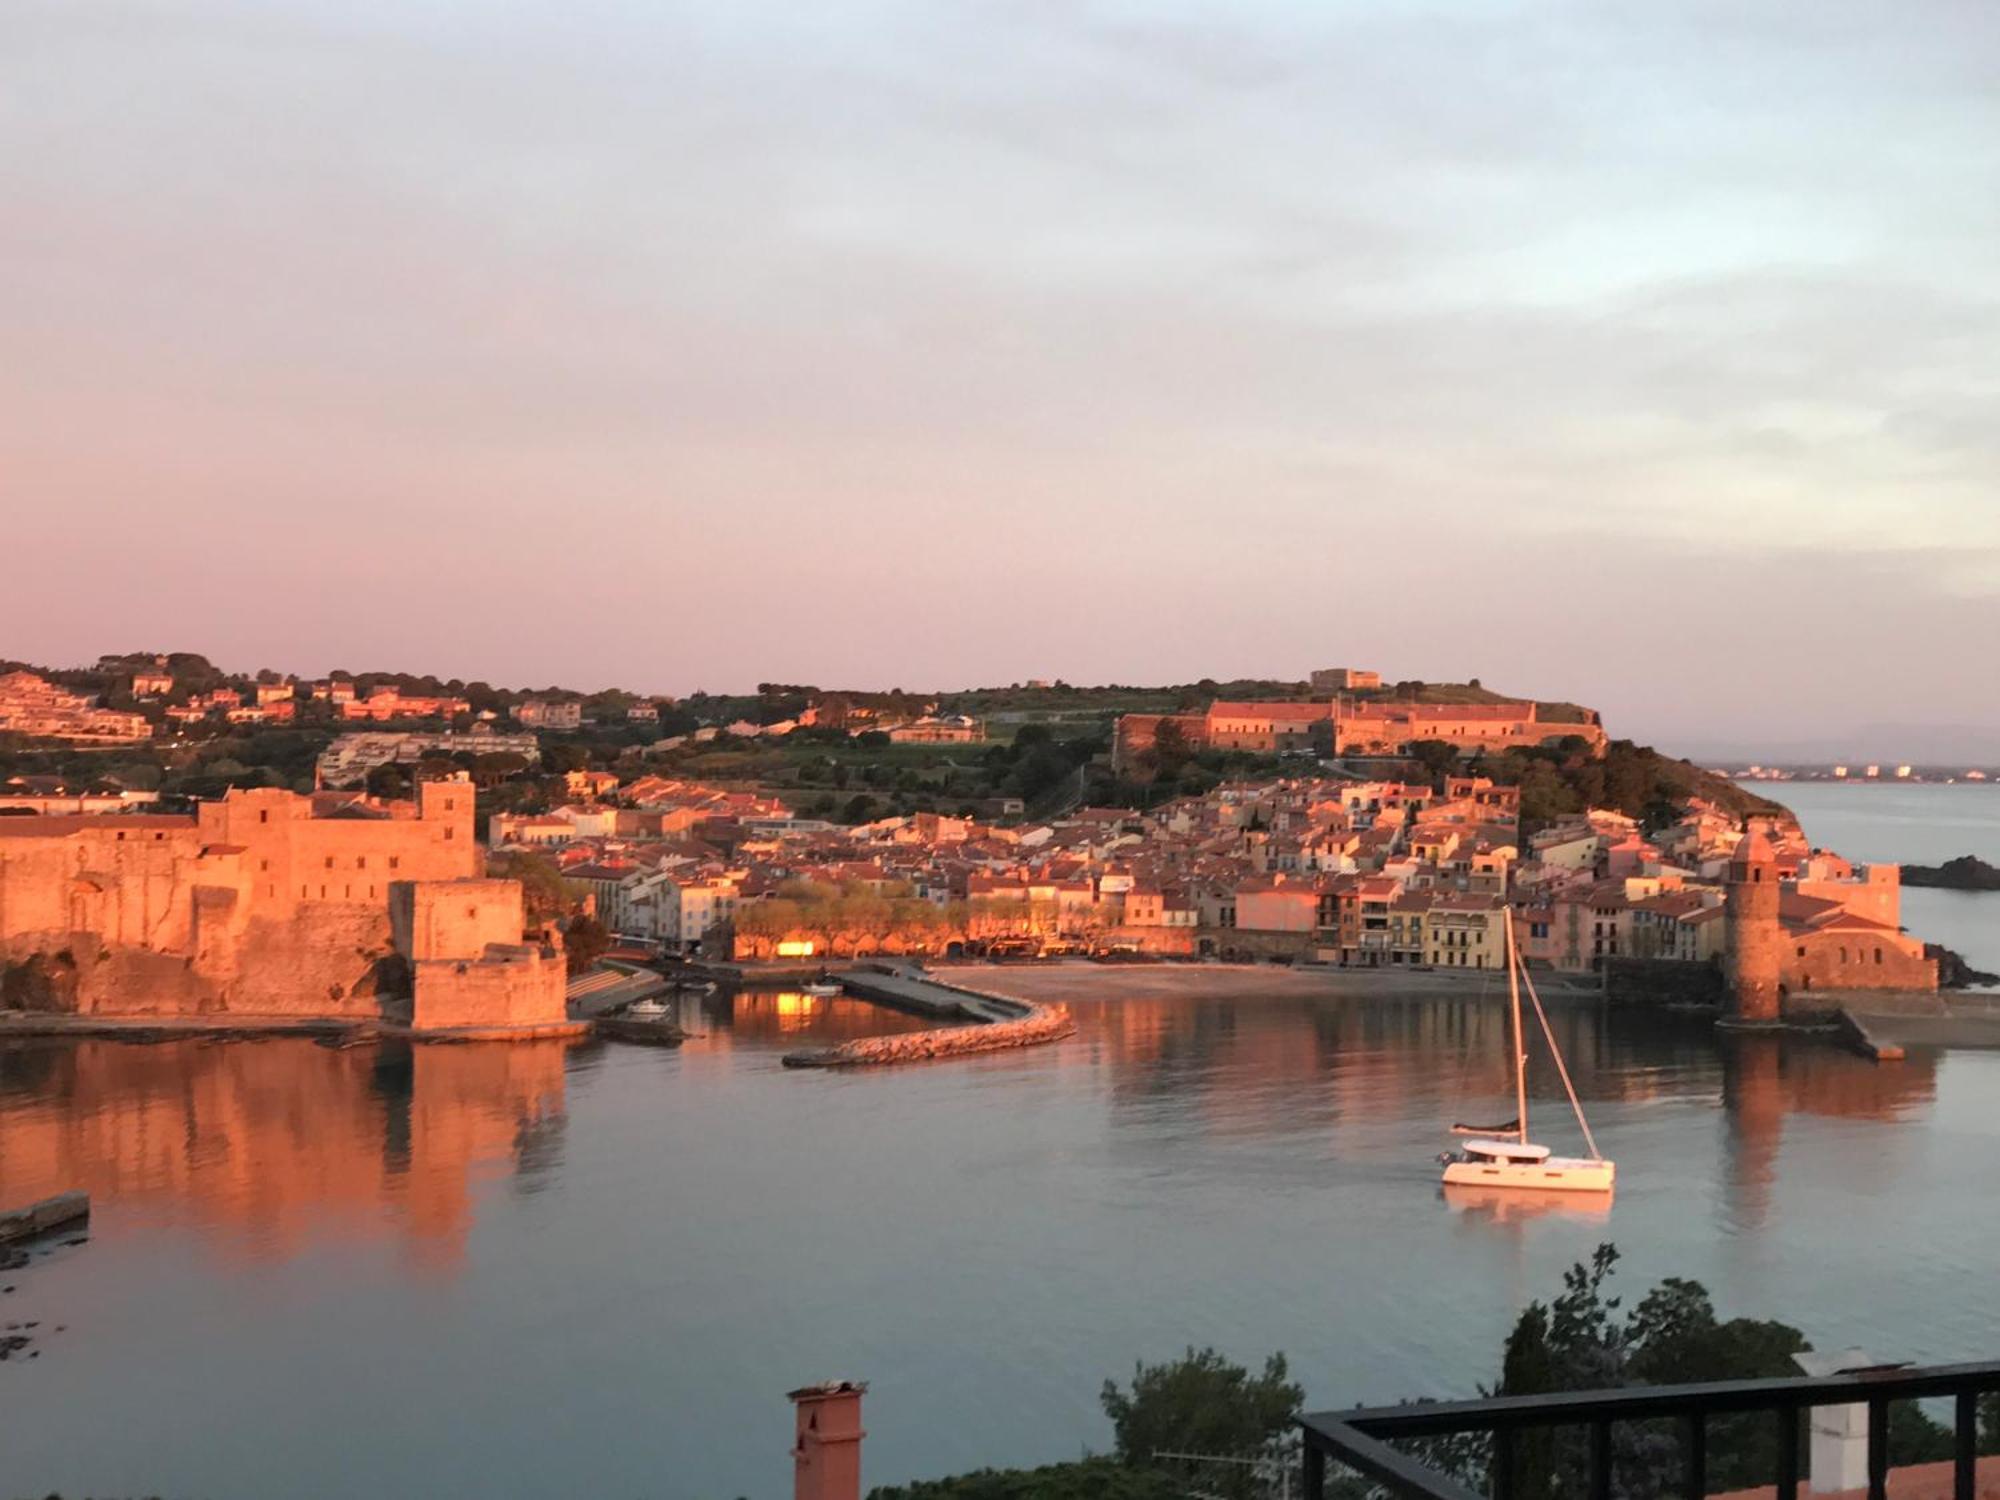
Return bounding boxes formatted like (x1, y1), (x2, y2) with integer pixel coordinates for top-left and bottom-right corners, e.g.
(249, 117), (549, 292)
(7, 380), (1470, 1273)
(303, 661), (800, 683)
(6, 653), (1767, 833)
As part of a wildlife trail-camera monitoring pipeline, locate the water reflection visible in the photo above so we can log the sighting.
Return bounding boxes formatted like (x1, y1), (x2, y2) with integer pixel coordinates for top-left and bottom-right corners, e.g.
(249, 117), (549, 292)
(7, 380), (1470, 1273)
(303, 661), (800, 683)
(0, 994), (1944, 1272)
(0, 985), (1975, 1500)
(1440, 1182), (1616, 1225)
(0, 1036), (575, 1266)
(1718, 1033), (1936, 1230)
(680, 988), (936, 1050)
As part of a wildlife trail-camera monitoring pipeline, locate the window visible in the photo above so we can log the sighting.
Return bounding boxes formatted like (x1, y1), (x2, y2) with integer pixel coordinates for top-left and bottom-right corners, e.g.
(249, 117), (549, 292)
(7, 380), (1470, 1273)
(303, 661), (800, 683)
(390, 856), (400, 870)
(325, 856), (334, 869)
(259, 810), (269, 824)
(356, 857), (366, 870)
(444, 829), (455, 840)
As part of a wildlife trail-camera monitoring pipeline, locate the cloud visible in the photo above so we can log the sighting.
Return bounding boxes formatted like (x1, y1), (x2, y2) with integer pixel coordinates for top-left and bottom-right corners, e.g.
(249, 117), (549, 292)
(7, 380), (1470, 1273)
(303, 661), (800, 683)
(1, 0), (1995, 754)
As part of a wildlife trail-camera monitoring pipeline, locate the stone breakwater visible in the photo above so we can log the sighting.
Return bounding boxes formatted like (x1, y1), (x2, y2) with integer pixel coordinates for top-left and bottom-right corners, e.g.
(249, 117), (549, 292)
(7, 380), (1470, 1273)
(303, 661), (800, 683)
(781, 1003), (1073, 1068)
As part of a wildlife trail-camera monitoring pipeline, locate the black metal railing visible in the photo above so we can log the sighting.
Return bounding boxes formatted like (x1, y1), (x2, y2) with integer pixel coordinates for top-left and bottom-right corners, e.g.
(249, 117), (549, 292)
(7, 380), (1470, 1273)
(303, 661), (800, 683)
(1301, 1360), (2000, 1500)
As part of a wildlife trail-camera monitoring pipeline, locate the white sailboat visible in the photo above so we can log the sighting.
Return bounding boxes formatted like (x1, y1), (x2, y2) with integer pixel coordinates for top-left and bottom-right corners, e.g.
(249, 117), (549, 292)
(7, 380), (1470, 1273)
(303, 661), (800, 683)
(1438, 906), (1615, 1195)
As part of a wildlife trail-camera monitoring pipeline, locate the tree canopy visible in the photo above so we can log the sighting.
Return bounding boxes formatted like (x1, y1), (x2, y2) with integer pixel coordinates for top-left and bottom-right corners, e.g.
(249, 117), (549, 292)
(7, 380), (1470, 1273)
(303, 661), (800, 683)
(1101, 1347), (1302, 1499)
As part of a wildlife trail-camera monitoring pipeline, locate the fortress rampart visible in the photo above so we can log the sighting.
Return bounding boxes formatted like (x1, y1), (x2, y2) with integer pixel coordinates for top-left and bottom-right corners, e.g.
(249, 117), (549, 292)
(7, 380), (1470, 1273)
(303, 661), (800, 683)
(0, 784), (565, 1032)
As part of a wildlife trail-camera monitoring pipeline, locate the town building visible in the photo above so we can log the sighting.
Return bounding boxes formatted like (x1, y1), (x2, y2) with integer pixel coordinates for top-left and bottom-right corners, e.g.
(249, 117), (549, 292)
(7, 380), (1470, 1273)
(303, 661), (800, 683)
(1112, 694), (1609, 771)
(1330, 700), (1608, 757)
(514, 699), (583, 730)
(315, 729), (540, 788)
(1310, 667), (1382, 692)
(0, 671), (152, 745)
(340, 689), (472, 723)
(887, 715), (984, 744)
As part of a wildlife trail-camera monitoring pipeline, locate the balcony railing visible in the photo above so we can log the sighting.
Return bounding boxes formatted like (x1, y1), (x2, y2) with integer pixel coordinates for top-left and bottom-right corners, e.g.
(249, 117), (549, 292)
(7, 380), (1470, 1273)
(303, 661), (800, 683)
(1300, 1360), (2000, 1500)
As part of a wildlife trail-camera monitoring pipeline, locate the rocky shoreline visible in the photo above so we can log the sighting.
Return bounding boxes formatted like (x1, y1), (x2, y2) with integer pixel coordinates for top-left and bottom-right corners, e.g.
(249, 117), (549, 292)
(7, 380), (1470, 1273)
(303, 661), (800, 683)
(1927, 943), (2000, 990)
(1903, 855), (2000, 891)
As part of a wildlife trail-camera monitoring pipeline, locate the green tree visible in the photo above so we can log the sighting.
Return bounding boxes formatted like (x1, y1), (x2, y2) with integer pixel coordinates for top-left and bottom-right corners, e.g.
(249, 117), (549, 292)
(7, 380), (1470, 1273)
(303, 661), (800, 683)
(563, 913), (610, 975)
(1100, 1347), (1302, 1498)
(487, 850), (584, 923)
(1407, 739), (1460, 781)
(867, 1458), (1181, 1500)
(1496, 1304), (1557, 1498)
(1147, 718), (1192, 779)
(365, 763), (411, 799)
(472, 750), (531, 785)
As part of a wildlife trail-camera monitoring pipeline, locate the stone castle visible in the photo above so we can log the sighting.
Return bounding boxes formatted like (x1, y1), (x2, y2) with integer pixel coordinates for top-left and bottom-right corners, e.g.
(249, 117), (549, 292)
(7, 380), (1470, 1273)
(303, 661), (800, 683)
(0, 781), (567, 1032)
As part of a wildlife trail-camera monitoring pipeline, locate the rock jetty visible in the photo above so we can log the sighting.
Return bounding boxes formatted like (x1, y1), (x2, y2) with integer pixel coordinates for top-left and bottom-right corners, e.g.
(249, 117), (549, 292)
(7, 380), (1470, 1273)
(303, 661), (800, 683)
(783, 1001), (1073, 1067)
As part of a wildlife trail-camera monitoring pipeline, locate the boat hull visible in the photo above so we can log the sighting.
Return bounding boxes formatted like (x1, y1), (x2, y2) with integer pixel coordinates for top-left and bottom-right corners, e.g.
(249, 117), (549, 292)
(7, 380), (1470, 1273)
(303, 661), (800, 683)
(1442, 1156), (1615, 1193)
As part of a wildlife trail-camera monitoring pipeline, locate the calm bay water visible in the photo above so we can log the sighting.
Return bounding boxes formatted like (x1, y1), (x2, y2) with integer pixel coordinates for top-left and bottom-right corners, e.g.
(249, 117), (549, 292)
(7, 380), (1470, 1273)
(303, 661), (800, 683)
(2, 787), (1998, 1499)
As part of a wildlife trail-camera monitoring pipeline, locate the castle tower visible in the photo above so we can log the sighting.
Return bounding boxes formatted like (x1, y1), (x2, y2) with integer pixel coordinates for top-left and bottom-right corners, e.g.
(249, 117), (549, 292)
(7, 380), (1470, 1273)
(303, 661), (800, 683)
(415, 774), (479, 878)
(1724, 822), (1783, 1024)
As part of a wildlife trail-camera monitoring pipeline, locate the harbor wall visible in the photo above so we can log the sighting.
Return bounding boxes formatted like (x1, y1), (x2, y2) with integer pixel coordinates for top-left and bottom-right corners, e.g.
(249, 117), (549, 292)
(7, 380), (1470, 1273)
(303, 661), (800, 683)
(1602, 957), (1726, 1007)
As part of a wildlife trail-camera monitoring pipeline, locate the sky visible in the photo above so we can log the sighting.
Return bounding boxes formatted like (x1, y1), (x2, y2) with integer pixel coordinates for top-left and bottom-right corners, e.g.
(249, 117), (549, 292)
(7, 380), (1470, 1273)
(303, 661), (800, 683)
(3, 0), (1998, 757)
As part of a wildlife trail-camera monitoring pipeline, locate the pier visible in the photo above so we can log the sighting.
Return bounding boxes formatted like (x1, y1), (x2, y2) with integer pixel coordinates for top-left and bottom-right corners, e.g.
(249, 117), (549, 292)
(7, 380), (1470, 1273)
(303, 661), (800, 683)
(783, 968), (1073, 1068)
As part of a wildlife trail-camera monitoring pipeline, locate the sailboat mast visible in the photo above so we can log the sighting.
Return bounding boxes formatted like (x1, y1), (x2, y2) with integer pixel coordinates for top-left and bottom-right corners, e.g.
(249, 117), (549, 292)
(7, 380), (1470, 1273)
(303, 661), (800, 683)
(1505, 905), (1528, 1145)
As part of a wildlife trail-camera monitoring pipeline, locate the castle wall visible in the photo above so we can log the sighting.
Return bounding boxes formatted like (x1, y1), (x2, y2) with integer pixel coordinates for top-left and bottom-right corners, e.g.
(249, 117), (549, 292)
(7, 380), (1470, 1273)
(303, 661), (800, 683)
(0, 819), (208, 954)
(391, 880), (526, 962)
(1793, 865), (1902, 928)
(1784, 928), (1936, 996)
(1603, 956), (1727, 1007)
(196, 784), (477, 916)
(410, 949), (567, 1031)
(0, 786), (542, 1028)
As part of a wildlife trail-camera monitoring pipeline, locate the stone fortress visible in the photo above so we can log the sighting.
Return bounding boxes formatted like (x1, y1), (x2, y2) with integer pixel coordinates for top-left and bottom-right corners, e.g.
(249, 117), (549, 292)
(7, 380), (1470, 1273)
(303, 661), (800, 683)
(0, 780), (568, 1033)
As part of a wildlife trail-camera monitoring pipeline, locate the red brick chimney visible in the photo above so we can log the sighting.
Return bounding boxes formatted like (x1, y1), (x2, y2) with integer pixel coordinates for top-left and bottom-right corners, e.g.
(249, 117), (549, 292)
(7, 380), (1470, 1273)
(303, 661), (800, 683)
(789, 1381), (867, 1500)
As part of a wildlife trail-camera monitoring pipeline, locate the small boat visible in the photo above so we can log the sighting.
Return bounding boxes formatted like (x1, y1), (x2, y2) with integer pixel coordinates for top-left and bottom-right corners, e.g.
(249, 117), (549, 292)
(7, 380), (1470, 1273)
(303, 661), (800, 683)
(626, 996), (671, 1019)
(1438, 905), (1615, 1195)
(801, 981), (842, 998)
(673, 980), (716, 996)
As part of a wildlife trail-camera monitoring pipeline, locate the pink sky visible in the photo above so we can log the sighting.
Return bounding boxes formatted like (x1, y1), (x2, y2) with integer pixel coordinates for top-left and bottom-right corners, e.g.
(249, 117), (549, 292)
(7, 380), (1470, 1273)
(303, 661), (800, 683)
(5, 1), (1997, 759)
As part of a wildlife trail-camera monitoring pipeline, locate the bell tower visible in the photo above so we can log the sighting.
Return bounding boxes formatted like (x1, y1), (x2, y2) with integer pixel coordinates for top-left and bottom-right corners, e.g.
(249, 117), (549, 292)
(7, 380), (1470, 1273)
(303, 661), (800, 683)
(1724, 821), (1783, 1024)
